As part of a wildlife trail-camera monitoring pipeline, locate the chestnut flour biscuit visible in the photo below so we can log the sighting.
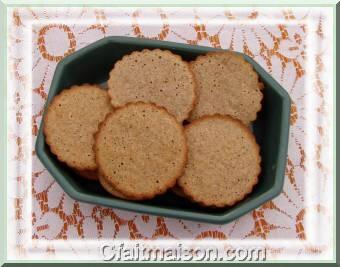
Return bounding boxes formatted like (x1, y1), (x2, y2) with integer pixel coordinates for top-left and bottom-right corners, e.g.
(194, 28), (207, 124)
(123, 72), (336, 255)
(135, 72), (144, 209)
(178, 115), (261, 207)
(190, 51), (263, 124)
(95, 102), (187, 200)
(98, 173), (138, 200)
(44, 84), (113, 172)
(107, 49), (196, 122)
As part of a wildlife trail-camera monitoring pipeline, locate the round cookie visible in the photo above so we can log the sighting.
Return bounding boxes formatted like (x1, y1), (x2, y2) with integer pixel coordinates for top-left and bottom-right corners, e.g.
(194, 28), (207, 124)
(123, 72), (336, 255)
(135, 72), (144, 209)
(190, 51), (263, 124)
(98, 174), (138, 200)
(178, 115), (261, 207)
(95, 102), (188, 200)
(107, 49), (196, 123)
(44, 84), (113, 172)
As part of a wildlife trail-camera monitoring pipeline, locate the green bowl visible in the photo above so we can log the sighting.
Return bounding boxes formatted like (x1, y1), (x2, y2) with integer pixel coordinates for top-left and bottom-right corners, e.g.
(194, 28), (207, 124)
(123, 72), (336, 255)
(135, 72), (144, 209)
(35, 36), (291, 224)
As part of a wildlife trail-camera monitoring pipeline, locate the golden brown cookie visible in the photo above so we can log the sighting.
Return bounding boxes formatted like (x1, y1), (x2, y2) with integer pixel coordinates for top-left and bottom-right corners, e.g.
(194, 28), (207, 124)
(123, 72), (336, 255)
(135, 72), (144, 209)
(190, 51), (263, 124)
(44, 84), (113, 172)
(98, 173), (138, 200)
(107, 49), (196, 123)
(178, 115), (261, 207)
(95, 102), (187, 200)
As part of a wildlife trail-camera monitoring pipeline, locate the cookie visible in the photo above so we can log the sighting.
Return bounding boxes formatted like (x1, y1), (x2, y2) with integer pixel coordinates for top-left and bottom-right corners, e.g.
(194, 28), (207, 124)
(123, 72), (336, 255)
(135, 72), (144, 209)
(190, 51), (263, 124)
(178, 115), (261, 207)
(107, 49), (196, 123)
(74, 169), (98, 180)
(95, 102), (187, 200)
(44, 84), (113, 172)
(171, 185), (187, 198)
(98, 173), (138, 200)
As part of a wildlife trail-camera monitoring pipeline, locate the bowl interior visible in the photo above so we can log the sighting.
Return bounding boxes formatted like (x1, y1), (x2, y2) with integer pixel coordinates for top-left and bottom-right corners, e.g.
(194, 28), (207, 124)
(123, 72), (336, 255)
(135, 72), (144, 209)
(38, 37), (289, 221)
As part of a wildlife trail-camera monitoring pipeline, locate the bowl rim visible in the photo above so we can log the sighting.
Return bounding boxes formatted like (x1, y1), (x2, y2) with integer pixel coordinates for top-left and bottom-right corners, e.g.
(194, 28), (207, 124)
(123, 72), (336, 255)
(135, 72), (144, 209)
(35, 36), (291, 224)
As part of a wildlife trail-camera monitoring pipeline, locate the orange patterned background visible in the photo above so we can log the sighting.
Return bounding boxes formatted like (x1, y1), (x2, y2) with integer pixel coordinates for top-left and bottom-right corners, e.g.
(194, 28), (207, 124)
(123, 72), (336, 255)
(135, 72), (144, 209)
(7, 7), (333, 261)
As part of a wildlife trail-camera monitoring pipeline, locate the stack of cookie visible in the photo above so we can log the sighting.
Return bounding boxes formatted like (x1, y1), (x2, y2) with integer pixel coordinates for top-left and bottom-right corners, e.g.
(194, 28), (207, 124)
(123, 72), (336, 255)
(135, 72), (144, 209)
(44, 49), (263, 208)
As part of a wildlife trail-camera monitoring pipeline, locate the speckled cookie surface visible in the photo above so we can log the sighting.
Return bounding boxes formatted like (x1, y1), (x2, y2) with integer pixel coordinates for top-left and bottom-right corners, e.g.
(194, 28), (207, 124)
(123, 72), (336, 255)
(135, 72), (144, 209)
(98, 174), (137, 200)
(190, 51), (263, 124)
(43, 84), (113, 171)
(107, 49), (196, 122)
(95, 102), (187, 200)
(178, 115), (261, 207)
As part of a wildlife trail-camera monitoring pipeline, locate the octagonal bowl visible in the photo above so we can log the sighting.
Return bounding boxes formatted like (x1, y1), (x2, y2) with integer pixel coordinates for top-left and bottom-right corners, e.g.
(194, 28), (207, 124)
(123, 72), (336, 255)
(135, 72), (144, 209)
(35, 36), (291, 224)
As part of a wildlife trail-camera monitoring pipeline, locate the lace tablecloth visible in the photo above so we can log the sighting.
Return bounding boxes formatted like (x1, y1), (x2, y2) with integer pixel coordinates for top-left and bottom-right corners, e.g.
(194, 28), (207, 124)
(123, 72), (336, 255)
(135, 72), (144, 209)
(7, 6), (333, 261)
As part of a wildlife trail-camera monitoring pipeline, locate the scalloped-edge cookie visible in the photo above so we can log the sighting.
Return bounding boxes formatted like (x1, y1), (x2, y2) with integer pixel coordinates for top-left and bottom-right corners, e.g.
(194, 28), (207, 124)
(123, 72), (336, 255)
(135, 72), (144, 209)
(95, 102), (188, 200)
(178, 115), (261, 208)
(190, 51), (263, 124)
(44, 84), (113, 172)
(107, 49), (196, 123)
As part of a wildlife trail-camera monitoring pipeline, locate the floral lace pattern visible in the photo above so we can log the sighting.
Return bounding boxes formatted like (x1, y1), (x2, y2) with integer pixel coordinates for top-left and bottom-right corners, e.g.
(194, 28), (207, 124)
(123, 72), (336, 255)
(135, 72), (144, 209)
(7, 7), (333, 261)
